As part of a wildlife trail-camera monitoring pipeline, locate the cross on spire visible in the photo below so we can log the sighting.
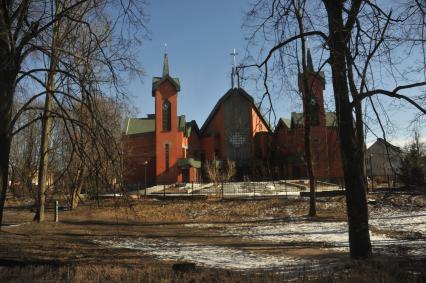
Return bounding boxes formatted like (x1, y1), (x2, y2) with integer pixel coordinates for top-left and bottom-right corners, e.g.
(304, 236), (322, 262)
(230, 48), (238, 69)
(230, 48), (239, 88)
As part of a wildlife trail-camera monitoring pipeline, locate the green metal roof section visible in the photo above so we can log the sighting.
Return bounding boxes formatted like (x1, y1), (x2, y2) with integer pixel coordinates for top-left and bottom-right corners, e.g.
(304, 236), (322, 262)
(123, 117), (155, 135)
(152, 53), (181, 96)
(285, 112), (337, 128)
(291, 112), (304, 128)
(325, 112), (337, 127)
(177, 158), (201, 169)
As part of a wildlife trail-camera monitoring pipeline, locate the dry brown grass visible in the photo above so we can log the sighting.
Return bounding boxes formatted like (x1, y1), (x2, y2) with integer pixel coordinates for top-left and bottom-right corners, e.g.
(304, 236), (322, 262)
(1, 194), (425, 282)
(0, 257), (424, 283)
(60, 198), (315, 224)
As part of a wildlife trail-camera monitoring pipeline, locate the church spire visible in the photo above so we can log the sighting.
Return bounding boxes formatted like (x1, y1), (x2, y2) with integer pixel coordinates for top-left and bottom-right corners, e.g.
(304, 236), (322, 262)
(306, 48), (314, 72)
(162, 53), (169, 77)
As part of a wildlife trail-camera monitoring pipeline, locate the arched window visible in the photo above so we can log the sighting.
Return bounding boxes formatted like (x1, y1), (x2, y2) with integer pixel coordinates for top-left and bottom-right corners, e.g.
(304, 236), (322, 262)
(309, 97), (320, 126)
(162, 100), (171, 131)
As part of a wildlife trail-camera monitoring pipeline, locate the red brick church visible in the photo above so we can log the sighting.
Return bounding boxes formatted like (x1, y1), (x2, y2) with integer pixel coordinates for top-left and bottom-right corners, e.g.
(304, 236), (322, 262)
(122, 52), (343, 186)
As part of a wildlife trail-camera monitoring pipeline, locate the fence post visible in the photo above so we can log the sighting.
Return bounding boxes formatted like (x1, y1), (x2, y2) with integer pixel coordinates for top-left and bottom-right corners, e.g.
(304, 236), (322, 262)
(54, 201), (59, 223)
(253, 183), (256, 200)
(192, 181), (194, 200)
(221, 181), (223, 201)
(285, 180), (288, 199)
(163, 184), (166, 199)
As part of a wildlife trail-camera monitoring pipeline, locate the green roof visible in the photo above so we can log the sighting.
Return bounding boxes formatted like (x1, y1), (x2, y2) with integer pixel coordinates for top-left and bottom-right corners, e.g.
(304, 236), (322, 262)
(291, 112), (304, 128)
(178, 158), (201, 169)
(325, 112), (337, 127)
(279, 112), (337, 129)
(124, 115), (191, 135)
(123, 117), (155, 135)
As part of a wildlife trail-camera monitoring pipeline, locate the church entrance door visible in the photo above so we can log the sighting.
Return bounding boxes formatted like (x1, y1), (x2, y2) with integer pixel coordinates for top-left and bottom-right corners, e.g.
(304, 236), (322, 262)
(182, 169), (190, 183)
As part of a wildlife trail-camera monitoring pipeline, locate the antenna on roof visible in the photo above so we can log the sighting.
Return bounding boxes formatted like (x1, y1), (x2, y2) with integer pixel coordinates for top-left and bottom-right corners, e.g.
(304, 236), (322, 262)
(230, 48), (239, 88)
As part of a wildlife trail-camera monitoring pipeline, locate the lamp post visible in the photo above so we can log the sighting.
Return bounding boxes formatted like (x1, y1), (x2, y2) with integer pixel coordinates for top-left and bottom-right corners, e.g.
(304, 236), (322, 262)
(143, 160), (148, 196)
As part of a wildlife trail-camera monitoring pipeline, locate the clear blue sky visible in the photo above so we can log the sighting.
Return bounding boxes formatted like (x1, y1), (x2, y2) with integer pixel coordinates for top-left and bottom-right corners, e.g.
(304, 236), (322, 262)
(128, 0), (425, 147)
(129, 0), (250, 126)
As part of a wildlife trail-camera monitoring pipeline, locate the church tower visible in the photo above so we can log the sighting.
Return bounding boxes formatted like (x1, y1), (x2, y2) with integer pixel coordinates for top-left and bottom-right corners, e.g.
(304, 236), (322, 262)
(152, 54), (181, 184)
(298, 49), (326, 127)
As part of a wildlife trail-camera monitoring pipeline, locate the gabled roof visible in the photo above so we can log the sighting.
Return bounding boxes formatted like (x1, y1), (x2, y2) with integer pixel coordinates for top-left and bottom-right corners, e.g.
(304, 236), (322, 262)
(370, 138), (402, 153)
(185, 120), (200, 137)
(276, 118), (291, 132)
(200, 88), (271, 134)
(123, 117), (155, 135)
(152, 54), (181, 96)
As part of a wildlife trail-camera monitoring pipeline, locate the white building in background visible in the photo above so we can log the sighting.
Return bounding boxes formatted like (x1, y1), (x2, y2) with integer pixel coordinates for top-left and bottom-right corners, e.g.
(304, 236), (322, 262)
(366, 138), (402, 182)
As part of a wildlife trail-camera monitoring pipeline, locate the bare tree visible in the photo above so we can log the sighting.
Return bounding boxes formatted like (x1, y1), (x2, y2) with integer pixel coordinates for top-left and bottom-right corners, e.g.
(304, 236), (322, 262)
(0, 0), (147, 228)
(9, 103), (41, 198)
(293, 0), (317, 217)
(204, 158), (236, 199)
(242, 0), (426, 258)
(222, 159), (237, 183)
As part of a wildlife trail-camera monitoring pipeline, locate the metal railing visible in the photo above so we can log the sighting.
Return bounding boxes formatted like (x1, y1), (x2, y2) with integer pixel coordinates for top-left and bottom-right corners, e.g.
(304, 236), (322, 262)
(142, 179), (346, 200)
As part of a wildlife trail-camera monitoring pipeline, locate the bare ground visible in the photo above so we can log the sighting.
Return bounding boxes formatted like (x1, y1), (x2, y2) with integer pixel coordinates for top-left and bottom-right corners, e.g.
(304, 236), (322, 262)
(0, 193), (425, 282)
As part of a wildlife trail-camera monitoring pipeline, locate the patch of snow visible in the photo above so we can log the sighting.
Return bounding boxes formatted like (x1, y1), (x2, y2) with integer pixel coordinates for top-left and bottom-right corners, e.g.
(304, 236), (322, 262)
(184, 223), (217, 228)
(181, 209), (426, 256)
(3, 221), (31, 227)
(370, 209), (426, 236)
(94, 237), (340, 271)
(95, 208), (426, 271)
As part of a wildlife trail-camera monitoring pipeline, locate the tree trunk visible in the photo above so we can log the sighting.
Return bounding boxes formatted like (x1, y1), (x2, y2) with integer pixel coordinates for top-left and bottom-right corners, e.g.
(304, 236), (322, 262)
(34, 0), (60, 223)
(71, 166), (86, 209)
(354, 104), (367, 191)
(296, 8), (316, 217)
(0, 7), (18, 229)
(34, 73), (54, 223)
(303, 79), (316, 218)
(324, 0), (372, 259)
(0, 86), (13, 231)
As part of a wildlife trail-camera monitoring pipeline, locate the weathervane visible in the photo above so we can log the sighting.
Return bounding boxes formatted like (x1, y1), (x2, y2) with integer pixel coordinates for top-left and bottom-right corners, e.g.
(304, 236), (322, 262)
(164, 43), (167, 54)
(230, 48), (239, 88)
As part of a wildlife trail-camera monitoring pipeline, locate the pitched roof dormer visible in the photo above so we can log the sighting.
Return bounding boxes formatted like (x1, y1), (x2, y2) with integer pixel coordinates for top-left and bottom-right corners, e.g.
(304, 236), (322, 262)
(152, 53), (181, 96)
